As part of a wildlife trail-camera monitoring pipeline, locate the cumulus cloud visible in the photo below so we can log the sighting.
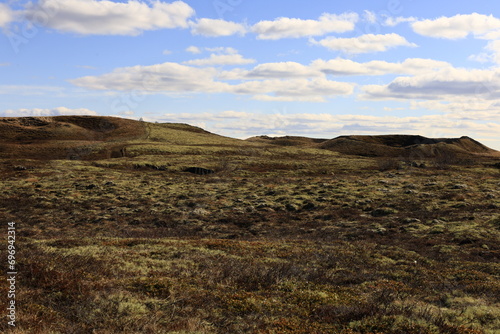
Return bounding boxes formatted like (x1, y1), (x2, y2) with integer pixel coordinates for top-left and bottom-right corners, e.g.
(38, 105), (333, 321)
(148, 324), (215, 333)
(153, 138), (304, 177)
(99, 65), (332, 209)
(1, 107), (98, 117)
(382, 16), (416, 27)
(245, 62), (322, 78)
(468, 40), (500, 64)
(220, 58), (447, 81)
(0, 85), (66, 96)
(312, 58), (450, 76)
(190, 18), (246, 37)
(182, 47), (254, 66)
(70, 62), (229, 93)
(206, 47), (238, 54)
(410, 100), (500, 119)
(70, 60), (354, 102)
(183, 54), (255, 66)
(486, 40), (500, 63)
(156, 109), (500, 145)
(0, 3), (14, 28)
(311, 33), (417, 54)
(363, 10), (377, 24)
(362, 68), (500, 100)
(232, 78), (354, 102)
(251, 12), (358, 40)
(24, 0), (195, 35)
(411, 13), (500, 39)
(186, 46), (201, 54)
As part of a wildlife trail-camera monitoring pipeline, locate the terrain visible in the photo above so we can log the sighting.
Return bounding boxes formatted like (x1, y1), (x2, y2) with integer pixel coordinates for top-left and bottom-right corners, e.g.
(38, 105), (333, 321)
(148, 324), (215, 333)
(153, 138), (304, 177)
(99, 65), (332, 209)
(0, 116), (499, 334)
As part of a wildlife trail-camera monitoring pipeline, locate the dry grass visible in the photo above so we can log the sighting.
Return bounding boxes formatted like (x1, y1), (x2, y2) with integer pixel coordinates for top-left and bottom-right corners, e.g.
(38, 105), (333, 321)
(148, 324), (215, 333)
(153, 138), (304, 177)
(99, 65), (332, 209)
(0, 117), (499, 333)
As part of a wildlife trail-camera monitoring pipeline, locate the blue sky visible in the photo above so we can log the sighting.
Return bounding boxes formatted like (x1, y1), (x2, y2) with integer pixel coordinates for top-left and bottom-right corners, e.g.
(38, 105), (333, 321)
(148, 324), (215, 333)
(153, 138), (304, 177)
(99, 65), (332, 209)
(2, 0), (500, 148)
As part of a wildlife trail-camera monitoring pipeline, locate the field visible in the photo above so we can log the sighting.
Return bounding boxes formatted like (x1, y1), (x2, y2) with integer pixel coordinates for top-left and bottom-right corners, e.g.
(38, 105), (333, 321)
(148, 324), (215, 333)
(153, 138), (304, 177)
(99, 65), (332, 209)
(0, 117), (499, 333)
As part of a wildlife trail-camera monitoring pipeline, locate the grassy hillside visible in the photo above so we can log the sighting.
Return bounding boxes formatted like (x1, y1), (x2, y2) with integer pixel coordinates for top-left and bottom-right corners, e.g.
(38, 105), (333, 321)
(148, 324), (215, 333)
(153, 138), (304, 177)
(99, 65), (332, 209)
(0, 116), (260, 160)
(0, 116), (499, 333)
(252, 134), (500, 161)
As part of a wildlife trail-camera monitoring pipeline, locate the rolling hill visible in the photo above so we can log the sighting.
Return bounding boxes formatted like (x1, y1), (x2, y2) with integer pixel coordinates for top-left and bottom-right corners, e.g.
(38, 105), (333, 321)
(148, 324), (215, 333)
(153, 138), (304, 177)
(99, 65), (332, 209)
(249, 134), (499, 159)
(0, 116), (250, 160)
(0, 116), (498, 162)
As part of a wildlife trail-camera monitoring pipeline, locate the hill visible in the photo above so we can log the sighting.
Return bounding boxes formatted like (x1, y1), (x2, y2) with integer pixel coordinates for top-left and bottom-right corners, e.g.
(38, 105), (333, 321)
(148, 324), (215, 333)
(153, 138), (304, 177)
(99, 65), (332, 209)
(246, 135), (328, 147)
(2, 116), (500, 334)
(1, 116), (498, 163)
(251, 134), (499, 159)
(0, 116), (248, 160)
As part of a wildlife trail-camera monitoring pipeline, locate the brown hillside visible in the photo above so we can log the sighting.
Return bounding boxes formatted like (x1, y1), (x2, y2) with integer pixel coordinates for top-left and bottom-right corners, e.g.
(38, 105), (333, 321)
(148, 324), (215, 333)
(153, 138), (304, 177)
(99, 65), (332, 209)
(320, 134), (499, 158)
(0, 116), (148, 159)
(248, 134), (499, 159)
(1, 116), (498, 161)
(246, 135), (328, 147)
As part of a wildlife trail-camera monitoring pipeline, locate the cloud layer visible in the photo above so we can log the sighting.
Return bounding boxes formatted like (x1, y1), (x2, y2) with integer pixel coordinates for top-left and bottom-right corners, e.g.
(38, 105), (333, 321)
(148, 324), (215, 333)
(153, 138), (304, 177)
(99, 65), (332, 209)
(312, 33), (417, 54)
(1, 107), (97, 117)
(411, 13), (500, 39)
(157, 109), (500, 144)
(362, 68), (500, 100)
(70, 55), (467, 102)
(251, 13), (358, 39)
(0, 4), (14, 28)
(70, 55), (362, 102)
(24, 0), (195, 35)
(190, 18), (246, 37)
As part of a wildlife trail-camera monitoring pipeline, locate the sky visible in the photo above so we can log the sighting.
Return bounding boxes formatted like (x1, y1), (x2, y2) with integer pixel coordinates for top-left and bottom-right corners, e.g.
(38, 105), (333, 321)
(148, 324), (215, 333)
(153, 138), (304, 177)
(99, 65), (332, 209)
(2, 0), (500, 148)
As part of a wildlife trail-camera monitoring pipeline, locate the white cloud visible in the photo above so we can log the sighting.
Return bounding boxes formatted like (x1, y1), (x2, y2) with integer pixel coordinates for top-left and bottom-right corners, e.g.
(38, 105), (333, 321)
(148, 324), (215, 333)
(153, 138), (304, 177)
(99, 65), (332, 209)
(0, 63), (11, 67)
(70, 61), (354, 102)
(155, 110), (500, 146)
(190, 18), (246, 37)
(246, 62), (322, 78)
(411, 13), (500, 39)
(487, 40), (500, 64)
(162, 49), (173, 55)
(468, 40), (500, 64)
(0, 4), (14, 28)
(410, 100), (500, 119)
(218, 58), (450, 81)
(206, 47), (238, 54)
(232, 78), (354, 102)
(24, 0), (195, 35)
(363, 10), (377, 24)
(362, 67), (500, 101)
(76, 65), (97, 70)
(183, 47), (255, 66)
(382, 16), (416, 27)
(0, 85), (65, 96)
(186, 46), (201, 54)
(1, 107), (98, 117)
(183, 54), (255, 66)
(312, 58), (450, 76)
(70, 62), (230, 93)
(251, 12), (358, 40)
(311, 33), (417, 54)
(468, 53), (494, 63)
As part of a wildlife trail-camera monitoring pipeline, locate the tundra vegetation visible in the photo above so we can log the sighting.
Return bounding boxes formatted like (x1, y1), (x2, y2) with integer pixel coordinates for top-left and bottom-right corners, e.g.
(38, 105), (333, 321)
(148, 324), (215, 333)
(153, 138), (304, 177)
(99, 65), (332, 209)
(0, 116), (499, 333)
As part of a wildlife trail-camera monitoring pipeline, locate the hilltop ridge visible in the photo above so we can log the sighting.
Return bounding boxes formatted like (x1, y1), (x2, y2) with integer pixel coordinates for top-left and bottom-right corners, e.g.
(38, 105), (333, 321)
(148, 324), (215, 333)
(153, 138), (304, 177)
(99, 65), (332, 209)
(250, 134), (499, 159)
(0, 116), (498, 161)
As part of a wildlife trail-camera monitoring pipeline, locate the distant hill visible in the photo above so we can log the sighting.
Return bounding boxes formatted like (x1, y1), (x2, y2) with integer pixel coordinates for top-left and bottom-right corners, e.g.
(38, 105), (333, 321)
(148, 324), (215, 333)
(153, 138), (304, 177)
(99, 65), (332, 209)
(246, 135), (328, 147)
(248, 134), (499, 159)
(1, 116), (498, 161)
